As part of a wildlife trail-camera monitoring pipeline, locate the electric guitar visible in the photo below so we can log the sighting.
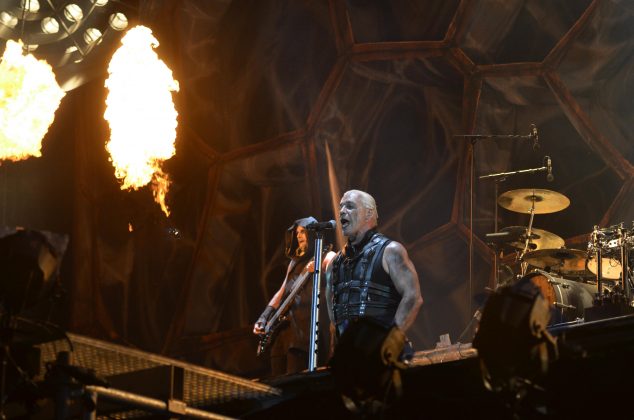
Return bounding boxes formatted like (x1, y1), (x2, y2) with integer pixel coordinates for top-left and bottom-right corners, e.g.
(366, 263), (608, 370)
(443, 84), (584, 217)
(256, 269), (312, 356)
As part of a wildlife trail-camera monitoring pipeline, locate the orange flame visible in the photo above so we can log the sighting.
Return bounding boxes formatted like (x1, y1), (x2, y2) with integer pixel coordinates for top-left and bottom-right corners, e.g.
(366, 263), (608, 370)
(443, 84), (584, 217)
(104, 26), (179, 216)
(0, 40), (65, 161)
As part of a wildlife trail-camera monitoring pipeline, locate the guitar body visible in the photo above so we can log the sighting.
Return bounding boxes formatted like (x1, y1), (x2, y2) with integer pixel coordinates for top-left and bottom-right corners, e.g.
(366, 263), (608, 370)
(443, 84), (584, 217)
(255, 270), (312, 356)
(256, 316), (289, 356)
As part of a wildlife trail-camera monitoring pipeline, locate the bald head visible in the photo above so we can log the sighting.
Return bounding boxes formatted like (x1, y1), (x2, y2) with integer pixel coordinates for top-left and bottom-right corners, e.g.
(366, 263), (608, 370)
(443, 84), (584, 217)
(346, 190), (378, 226)
(339, 190), (378, 244)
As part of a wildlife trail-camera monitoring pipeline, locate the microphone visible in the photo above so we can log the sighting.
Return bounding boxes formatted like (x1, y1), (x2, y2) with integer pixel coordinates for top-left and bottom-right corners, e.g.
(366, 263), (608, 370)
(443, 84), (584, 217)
(546, 156), (554, 182)
(306, 220), (336, 231)
(530, 124), (539, 151)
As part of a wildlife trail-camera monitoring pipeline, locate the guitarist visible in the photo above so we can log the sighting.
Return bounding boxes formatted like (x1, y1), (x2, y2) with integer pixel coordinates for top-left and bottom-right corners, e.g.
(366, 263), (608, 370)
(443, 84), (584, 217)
(253, 216), (336, 376)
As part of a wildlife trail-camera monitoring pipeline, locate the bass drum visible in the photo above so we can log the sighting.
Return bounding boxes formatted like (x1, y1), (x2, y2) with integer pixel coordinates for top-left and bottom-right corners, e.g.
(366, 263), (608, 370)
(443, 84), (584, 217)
(520, 270), (596, 324)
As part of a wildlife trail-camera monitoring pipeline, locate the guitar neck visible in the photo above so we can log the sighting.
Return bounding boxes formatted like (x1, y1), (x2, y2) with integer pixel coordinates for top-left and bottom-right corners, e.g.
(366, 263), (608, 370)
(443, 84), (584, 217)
(265, 270), (312, 332)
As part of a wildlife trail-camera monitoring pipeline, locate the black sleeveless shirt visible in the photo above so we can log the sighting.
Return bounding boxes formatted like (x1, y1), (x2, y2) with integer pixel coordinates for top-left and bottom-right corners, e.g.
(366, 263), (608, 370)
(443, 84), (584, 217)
(330, 230), (401, 335)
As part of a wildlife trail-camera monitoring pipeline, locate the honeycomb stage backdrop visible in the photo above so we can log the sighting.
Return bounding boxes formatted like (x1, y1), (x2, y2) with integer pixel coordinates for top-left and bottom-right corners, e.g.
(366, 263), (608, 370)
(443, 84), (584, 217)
(1, 0), (632, 376)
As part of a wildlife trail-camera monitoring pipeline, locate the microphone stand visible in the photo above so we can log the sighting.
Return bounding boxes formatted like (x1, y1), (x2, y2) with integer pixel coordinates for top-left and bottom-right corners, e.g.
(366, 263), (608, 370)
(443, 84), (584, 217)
(308, 231), (325, 371)
(454, 128), (538, 316)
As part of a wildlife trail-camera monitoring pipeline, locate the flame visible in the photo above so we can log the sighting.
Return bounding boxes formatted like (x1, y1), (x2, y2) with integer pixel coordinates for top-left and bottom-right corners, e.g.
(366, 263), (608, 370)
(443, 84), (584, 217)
(104, 26), (179, 216)
(0, 40), (65, 161)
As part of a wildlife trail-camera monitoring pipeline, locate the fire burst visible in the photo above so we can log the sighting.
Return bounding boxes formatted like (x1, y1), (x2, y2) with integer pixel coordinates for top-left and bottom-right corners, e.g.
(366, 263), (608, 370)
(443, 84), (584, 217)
(104, 26), (179, 216)
(0, 40), (65, 161)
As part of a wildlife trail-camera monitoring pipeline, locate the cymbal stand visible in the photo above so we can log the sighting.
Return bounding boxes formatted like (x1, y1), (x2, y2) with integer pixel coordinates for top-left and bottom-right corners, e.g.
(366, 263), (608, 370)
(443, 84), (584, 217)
(591, 226), (604, 301)
(618, 224), (631, 303)
(478, 166), (548, 289)
(480, 165), (549, 286)
(519, 200), (537, 277)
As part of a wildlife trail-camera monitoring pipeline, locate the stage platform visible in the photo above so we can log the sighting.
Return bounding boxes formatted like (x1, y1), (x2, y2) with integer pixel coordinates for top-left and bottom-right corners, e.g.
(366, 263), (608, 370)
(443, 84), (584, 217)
(4, 313), (634, 418)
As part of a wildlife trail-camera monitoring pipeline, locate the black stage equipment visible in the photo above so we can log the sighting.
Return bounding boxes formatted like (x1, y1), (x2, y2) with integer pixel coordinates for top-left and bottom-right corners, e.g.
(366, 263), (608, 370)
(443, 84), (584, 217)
(473, 277), (558, 397)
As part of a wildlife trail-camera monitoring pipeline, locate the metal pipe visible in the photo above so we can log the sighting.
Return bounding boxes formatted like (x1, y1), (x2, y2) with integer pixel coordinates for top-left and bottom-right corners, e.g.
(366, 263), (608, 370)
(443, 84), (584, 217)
(84, 386), (235, 420)
(308, 234), (324, 371)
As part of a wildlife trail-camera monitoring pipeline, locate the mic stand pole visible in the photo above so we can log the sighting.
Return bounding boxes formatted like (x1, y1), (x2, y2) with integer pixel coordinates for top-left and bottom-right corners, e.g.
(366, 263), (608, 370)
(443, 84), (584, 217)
(308, 231), (324, 371)
(456, 133), (534, 141)
(454, 129), (537, 318)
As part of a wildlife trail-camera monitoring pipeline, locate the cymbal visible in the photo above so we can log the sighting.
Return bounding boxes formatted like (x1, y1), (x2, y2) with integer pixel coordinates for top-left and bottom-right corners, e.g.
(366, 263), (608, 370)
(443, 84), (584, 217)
(501, 226), (565, 251)
(498, 189), (570, 214)
(523, 248), (587, 274)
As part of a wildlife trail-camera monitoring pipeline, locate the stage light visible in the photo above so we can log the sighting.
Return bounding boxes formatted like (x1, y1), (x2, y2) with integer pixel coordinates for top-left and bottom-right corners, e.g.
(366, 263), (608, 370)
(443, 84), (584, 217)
(472, 277), (558, 395)
(0, 11), (18, 29)
(83, 27), (102, 44)
(41, 17), (60, 34)
(108, 12), (128, 31)
(104, 25), (179, 217)
(20, 0), (41, 14)
(63, 4), (84, 23)
(0, 1), (138, 91)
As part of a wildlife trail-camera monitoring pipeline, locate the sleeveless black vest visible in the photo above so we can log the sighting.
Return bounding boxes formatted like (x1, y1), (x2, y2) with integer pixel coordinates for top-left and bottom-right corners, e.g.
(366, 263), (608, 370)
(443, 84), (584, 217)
(331, 231), (401, 335)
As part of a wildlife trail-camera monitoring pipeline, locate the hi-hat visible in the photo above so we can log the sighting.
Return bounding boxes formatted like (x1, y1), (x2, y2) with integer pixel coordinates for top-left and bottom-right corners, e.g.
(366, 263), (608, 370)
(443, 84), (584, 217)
(498, 189), (570, 214)
(523, 248), (587, 274)
(501, 226), (565, 251)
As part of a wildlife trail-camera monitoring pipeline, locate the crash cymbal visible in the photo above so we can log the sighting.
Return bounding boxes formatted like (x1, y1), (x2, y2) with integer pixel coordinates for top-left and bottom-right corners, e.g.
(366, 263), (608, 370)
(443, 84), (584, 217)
(501, 226), (565, 251)
(498, 189), (570, 214)
(523, 248), (587, 274)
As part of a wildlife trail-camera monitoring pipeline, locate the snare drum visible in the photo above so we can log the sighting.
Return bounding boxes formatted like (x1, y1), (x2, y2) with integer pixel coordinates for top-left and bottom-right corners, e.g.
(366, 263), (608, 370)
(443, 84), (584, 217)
(520, 270), (596, 324)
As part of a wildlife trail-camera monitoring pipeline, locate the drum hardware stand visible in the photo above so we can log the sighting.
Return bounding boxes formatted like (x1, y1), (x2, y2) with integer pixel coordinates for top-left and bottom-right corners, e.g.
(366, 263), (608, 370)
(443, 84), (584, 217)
(617, 224), (631, 303)
(480, 162), (550, 287)
(590, 226), (605, 302)
(585, 225), (634, 321)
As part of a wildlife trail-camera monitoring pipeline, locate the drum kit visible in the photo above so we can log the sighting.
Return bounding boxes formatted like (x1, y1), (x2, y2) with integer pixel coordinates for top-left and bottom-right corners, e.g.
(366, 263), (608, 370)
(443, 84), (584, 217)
(488, 188), (634, 325)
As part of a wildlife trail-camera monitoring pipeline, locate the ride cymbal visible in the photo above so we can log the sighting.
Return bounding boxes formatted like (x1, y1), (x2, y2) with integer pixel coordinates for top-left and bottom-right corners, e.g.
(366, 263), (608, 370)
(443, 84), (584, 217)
(498, 189), (570, 214)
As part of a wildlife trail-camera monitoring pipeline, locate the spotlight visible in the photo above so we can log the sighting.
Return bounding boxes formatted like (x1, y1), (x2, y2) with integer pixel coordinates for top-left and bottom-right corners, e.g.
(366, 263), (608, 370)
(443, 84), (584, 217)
(108, 12), (128, 31)
(0, 0), (139, 91)
(0, 12), (18, 29)
(20, 0), (40, 14)
(83, 27), (101, 44)
(472, 277), (558, 394)
(63, 4), (84, 22)
(41, 17), (60, 34)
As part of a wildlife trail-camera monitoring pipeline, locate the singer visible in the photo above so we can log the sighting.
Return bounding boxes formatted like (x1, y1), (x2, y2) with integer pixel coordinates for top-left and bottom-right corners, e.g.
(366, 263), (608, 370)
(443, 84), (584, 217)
(253, 217), (336, 376)
(325, 190), (423, 341)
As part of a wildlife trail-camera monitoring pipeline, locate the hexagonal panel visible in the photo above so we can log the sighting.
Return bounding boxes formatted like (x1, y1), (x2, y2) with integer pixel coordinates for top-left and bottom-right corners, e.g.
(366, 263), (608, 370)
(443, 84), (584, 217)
(345, 0), (460, 42)
(557, 0), (634, 165)
(458, 0), (593, 64)
(407, 224), (491, 349)
(461, 75), (623, 245)
(313, 57), (462, 243)
(182, 143), (321, 335)
(178, 0), (338, 153)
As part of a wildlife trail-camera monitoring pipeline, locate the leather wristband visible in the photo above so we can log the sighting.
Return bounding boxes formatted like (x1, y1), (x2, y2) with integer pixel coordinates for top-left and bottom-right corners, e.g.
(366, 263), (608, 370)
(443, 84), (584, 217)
(259, 305), (275, 323)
